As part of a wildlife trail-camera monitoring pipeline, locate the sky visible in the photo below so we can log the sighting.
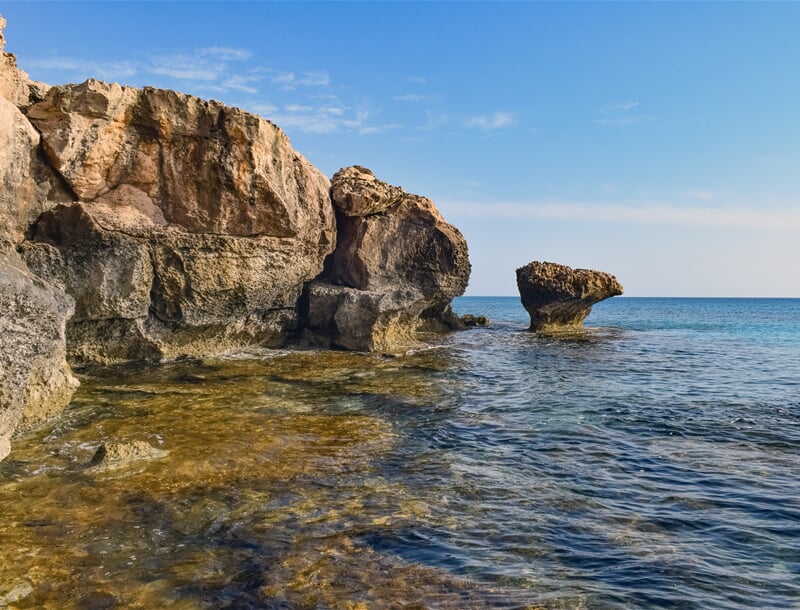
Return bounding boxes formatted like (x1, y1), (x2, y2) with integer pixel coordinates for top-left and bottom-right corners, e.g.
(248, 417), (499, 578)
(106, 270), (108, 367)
(2, 1), (799, 296)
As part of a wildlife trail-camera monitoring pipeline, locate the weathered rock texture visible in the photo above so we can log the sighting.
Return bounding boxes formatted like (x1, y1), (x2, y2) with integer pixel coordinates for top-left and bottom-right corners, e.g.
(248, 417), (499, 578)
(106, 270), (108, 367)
(303, 166), (470, 352)
(0, 17), (77, 460)
(0, 251), (78, 460)
(0, 18), (70, 246)
(88, 440), (169, 470)
(0, 15), (49, 109)
(22, 79), (336, 363)
(516, 261), (623, 331)
(0, 14), (471, 459)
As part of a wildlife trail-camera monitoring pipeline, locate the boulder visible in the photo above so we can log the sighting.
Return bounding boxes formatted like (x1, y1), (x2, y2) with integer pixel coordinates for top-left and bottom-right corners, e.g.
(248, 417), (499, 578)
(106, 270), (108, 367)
(87, 440), (169, 470)
(0, 250), (78, 460)
(516, 261), (622, 331)
(22, 79), (336, 363)
(460, 314), (489, 327)
(302, 166), (470, 352)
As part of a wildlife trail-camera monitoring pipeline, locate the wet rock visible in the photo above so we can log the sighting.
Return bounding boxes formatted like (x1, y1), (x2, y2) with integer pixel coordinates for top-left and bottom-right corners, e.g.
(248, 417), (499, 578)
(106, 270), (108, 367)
(0, 578), (33, 606)
(302, 167), (470, 352)
(460, 314), (489, 327)
(88, 440), (168, 470)
(516, 261), (623, 331)
(0, 250), (78, 460)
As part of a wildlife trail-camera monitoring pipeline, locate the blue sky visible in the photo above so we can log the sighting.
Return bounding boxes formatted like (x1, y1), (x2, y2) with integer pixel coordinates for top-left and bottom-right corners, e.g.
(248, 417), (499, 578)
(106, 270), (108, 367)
(3, 1), (799, 296)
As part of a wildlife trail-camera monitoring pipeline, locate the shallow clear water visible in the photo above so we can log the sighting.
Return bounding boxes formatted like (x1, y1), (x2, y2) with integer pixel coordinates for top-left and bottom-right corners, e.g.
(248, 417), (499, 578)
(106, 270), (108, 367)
(1, 297), (798, 609)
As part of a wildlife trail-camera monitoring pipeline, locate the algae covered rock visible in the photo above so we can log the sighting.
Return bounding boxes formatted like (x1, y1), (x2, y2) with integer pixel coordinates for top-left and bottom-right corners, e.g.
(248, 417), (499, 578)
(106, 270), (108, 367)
(516, 261), (622, 331)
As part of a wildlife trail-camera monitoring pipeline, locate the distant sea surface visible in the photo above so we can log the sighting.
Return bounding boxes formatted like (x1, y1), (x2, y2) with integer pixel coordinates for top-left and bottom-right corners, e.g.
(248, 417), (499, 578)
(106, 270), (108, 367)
(1, 297), (798, 608)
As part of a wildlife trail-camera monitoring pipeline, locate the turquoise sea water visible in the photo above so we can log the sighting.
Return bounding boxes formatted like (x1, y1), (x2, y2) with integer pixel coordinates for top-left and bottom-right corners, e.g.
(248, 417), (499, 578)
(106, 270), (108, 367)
(447, 296), (800, 608)
(1, 297), (798, 608)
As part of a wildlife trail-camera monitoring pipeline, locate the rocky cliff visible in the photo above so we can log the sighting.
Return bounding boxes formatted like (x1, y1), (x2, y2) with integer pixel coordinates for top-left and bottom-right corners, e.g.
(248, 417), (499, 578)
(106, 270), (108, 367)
(0, 16), (77, 459)
(22, 78), (336, 363)
(0, 15), (470, 458)
(302, 166), (470, 352)
(516, 261), (622, 331)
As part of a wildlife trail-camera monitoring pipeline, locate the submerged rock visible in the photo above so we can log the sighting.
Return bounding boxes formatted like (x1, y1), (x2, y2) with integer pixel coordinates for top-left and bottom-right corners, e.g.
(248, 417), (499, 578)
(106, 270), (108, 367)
(516, 261), (622, 332)
(302, 166), (470, 352)
(88, 440), (169, 470)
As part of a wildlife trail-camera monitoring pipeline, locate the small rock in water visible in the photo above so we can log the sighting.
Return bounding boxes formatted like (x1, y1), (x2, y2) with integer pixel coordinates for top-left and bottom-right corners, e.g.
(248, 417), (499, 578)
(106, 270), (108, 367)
(516, 260), (622, 332)
(0, 579), (33, 605)
(88, 440), (169, 470)
(460, 314), (489, 327)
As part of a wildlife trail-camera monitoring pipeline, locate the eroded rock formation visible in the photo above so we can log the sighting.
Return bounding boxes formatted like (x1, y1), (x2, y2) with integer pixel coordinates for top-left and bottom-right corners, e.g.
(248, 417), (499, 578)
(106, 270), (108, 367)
(22, 79), (336, 363)
(0, 14), (470, 459)
(0, 250), (78, 460)
(516, 261), (622, 331)
(0, 17), (77, 460)
(302, 166), (470, 352)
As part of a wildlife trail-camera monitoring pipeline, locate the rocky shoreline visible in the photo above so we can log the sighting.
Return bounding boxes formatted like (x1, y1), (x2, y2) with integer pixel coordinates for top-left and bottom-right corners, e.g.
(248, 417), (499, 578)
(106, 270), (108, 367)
(0, 15), (470, 459)
(0, 14), (621, 461)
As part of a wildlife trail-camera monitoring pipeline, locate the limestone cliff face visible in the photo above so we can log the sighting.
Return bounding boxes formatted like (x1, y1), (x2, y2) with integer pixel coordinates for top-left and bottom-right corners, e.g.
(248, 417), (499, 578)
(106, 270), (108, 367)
(23, 79), (336, 363)
(0, 16), (77, 460)
(303, 166), (470, 352)
(0, 14), (471, 459)
(516, 261), (623, 331)
(0, 18), (70, 246)
(0, 251), (78, 459)
(0, 15), (49, 109)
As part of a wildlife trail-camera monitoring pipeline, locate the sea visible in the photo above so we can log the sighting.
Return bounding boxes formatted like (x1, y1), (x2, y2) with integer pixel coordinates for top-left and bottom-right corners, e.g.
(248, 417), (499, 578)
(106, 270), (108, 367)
(1, 297), (798, 609)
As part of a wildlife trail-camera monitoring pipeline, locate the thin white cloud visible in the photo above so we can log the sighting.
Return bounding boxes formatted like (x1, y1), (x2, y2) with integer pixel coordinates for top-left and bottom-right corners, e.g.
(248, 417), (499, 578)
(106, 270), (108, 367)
(26, 57), (138, 80)
(358, 123), (401, 135)
(465, 112), (517, 131)
(685, 189), (716, 201)
(405, 76), (427, 85)
(258, 104), (393, 135)
(594, 116), (649, 127)
(394, 94), (426, 102)
(419, 111), (448, 131)
(198, 46), (252, 61)
(247, 102), (279, 116)
(439, 200), (800, 231)
(596, 101), (649, 126)
(284, 104), (314, 113)
(271, 70), (330, 90)
(603, 101), (639, 112)
(149, 53), (224, 81)
(222, 74), (262, 94)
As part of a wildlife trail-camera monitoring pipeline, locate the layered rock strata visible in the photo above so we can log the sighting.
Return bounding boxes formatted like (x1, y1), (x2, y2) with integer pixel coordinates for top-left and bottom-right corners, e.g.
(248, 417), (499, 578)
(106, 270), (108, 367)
(0, 17), (77, 459)
(302, 166), (470, 352)
(0, 14), (470, 459)
(516, 261), (623, 331)
(22, 79), (336, 363)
